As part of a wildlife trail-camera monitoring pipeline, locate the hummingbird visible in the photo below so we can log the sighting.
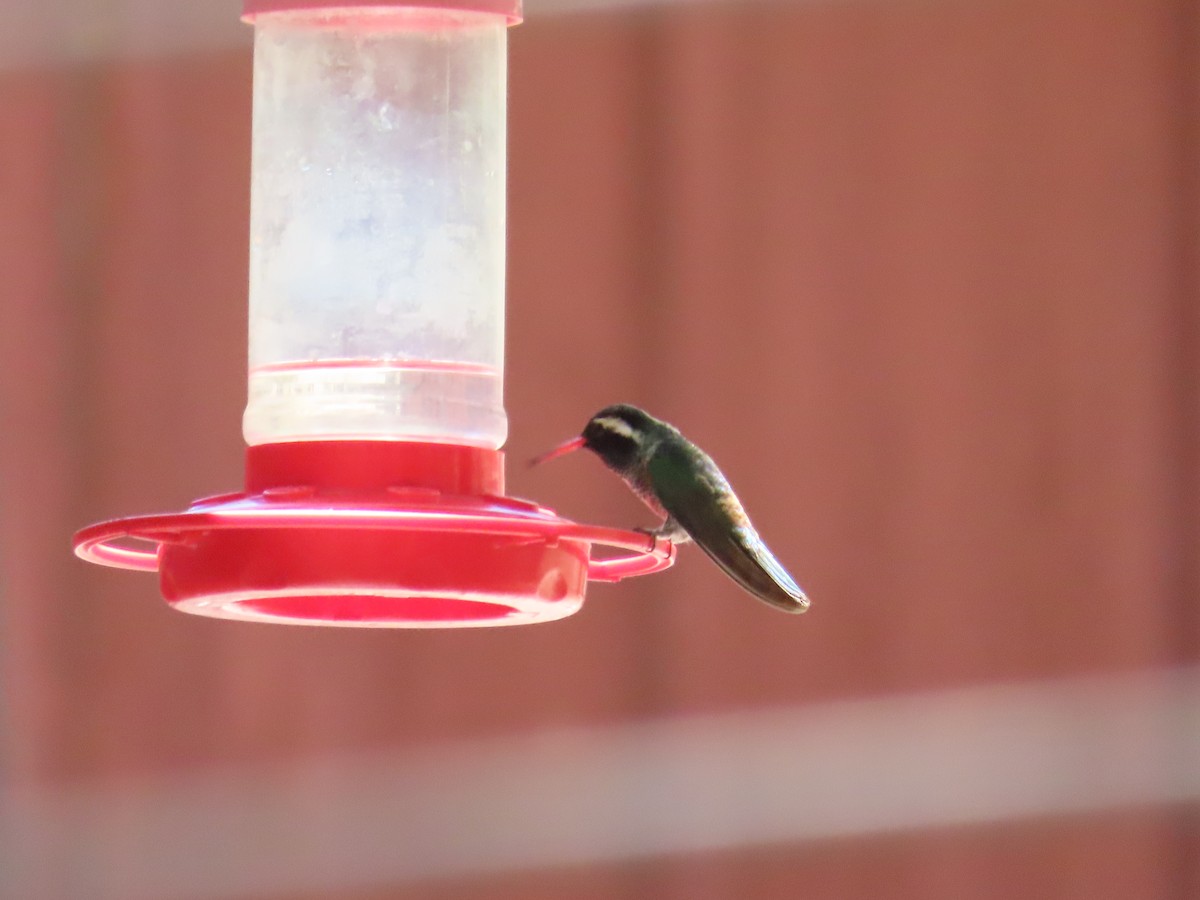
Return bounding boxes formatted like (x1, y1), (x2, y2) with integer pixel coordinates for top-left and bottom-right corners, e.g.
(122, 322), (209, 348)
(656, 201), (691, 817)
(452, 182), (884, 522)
(533, 404), (809, 614)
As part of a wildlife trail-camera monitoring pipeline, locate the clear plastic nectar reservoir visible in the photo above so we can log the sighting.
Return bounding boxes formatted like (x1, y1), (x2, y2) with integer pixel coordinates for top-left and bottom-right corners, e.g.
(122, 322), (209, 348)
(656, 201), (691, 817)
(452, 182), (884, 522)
(244, 8), (508, 448)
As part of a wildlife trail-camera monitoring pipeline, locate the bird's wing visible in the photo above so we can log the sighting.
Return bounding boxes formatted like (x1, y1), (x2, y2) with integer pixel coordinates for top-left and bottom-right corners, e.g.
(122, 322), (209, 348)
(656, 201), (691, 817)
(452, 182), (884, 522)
(647, 444), (809, 614)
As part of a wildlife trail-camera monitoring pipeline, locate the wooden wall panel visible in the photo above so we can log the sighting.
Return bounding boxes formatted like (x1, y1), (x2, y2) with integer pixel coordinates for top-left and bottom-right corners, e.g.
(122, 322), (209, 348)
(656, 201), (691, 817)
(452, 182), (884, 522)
(647, 0), (1182, 711)
(0, 69), (79, 785)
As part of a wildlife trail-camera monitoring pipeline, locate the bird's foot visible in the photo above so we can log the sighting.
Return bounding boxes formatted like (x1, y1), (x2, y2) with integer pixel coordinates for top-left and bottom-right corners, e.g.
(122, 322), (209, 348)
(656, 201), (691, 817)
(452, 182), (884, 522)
(634, 520), (691, 547)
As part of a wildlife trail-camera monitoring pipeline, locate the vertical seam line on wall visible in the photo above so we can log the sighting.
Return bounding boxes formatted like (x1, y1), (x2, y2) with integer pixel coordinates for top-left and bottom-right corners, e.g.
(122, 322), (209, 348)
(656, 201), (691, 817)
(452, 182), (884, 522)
(1169, 0), (1200, 896)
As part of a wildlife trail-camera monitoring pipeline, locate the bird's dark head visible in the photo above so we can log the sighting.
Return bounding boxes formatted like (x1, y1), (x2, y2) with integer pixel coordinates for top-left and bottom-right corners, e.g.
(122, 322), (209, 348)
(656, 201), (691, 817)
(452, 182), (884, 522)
(578, 404), (659, 472)
(531, 404), (663, 473)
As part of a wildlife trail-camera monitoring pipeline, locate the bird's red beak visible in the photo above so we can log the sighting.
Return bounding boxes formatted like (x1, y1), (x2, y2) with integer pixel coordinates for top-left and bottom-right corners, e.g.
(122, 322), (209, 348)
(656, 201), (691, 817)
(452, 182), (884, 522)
(530, 435), (586, 467)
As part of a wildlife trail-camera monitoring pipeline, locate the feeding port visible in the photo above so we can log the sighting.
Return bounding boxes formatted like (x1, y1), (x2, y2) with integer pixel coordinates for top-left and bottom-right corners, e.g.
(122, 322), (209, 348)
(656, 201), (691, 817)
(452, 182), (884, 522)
(72, 0), (675, 628)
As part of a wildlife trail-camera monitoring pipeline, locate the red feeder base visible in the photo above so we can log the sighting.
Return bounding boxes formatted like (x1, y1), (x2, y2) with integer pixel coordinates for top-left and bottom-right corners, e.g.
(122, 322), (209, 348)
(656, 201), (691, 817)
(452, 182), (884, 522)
(73, 441), (674, 628)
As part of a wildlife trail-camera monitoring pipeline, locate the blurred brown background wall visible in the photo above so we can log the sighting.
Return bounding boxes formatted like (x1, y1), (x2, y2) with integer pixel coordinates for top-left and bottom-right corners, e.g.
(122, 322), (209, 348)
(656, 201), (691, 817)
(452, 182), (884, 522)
(2, 0), (1198, 897)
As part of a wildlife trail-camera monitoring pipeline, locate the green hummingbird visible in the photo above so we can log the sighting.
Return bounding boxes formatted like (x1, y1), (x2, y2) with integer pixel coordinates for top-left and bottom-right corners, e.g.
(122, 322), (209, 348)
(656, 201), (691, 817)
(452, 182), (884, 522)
(533, 404), (809, 614)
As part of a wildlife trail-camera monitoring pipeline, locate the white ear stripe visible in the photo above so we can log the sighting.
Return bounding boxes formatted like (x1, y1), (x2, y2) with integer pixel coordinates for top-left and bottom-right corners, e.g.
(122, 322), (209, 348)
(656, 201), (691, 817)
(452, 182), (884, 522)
(594, 416), (641, 442)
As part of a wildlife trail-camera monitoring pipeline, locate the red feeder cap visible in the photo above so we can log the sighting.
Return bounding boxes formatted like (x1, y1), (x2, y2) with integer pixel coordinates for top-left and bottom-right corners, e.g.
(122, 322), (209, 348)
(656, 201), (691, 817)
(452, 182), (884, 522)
(73, 441), (674, 629)
(242, 0), (523, 24)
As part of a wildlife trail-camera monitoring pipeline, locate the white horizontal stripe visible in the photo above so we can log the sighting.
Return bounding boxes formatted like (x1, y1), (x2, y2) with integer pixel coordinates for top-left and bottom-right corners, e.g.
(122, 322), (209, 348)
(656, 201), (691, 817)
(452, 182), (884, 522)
(0, 0), (249, 70)
(2, 667), (1197, 898)
(0, 0), (842, 70)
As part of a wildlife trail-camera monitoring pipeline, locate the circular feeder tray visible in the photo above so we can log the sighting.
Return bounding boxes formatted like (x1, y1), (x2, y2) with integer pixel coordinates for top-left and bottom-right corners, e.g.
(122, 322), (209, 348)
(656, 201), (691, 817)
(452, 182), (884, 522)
(73, 442), (675, 628)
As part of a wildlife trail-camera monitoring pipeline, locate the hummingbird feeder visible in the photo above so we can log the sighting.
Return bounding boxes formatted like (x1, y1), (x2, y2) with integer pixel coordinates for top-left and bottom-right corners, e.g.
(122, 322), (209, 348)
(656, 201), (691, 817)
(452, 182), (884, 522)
(72, 0), (675, 627)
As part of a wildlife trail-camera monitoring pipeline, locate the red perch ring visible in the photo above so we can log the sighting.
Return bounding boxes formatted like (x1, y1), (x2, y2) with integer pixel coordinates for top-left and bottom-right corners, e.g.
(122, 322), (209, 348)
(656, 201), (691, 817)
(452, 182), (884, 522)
(72, 442), (674, 628)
